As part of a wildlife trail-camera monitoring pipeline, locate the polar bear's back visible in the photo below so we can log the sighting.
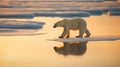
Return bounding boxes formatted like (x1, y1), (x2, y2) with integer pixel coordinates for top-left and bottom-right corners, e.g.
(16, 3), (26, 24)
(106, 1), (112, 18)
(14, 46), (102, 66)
(65, 18), (86, 24)
(64, 18), (87, 29)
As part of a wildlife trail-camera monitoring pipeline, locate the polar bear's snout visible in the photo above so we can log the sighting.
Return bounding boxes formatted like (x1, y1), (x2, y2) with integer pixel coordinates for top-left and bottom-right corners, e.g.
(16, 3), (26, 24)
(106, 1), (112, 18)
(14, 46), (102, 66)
(53, 23), (57, 28)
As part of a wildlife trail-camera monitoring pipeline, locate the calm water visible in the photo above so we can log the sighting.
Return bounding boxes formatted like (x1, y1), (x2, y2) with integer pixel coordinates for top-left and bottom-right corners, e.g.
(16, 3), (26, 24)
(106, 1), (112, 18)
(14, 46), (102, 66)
(0, 15), (120, 67)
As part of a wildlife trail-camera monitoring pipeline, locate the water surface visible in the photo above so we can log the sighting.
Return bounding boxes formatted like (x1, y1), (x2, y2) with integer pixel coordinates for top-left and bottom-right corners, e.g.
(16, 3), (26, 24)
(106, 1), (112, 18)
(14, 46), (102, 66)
(0, 16), (120, 67)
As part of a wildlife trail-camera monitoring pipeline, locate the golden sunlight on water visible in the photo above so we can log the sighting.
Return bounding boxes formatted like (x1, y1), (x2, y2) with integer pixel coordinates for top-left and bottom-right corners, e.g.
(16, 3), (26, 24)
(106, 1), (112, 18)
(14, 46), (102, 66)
(0, 15), (120, 67)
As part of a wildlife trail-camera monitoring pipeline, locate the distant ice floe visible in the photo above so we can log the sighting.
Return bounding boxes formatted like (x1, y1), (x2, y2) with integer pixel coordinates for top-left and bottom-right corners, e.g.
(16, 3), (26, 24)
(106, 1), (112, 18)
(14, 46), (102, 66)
(0, 9), (120, 18)
(109, 8), (120, 16)
(82, 10), (103, 15)
(110, 11), (120, 16)
(0, 20), (45, 30)
(0, 29), (16, 32)
(0, 20), (45, 36)
(35, 11), (90, 17)
(0, 13), (35, 19)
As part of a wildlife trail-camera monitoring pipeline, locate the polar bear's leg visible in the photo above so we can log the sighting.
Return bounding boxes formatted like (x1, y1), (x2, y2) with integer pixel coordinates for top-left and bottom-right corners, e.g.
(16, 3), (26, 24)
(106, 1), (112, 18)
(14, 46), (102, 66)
(66, 30), (70, 38)
(59, 27), (69, 38)
(76, 26), (86, 38)
(85, 28), (91, 37)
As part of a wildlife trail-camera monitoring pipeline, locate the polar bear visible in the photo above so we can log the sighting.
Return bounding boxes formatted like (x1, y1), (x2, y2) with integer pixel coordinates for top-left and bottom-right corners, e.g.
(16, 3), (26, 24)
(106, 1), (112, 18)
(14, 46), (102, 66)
(53, 18), (91, 38)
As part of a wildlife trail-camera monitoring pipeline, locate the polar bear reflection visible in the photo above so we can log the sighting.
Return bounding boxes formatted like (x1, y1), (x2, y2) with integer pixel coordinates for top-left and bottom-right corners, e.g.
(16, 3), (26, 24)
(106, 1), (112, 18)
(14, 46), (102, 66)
(54, 41), (88, 56)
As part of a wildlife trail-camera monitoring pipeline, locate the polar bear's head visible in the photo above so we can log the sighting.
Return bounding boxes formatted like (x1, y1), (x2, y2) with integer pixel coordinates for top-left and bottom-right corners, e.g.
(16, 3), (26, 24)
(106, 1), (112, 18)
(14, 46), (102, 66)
(53, 19), (66, 28)
(53, 21), (63, 28)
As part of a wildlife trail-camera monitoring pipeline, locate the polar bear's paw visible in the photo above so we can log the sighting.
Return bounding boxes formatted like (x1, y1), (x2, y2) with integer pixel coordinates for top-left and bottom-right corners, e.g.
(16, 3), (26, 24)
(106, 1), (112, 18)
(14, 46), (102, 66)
(76, 36), (83, 38)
